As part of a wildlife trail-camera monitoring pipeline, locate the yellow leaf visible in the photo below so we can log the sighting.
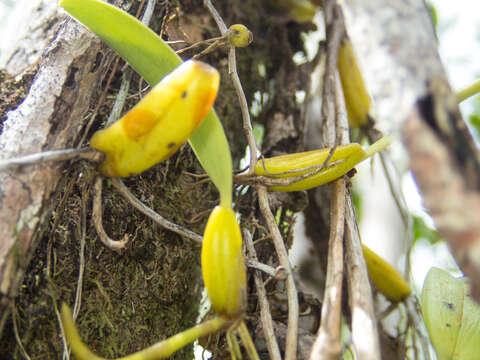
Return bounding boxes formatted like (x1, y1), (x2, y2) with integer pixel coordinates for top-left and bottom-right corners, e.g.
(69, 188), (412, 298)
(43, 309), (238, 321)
(254, 136), (391, 191)
(90, 60), (219, 177)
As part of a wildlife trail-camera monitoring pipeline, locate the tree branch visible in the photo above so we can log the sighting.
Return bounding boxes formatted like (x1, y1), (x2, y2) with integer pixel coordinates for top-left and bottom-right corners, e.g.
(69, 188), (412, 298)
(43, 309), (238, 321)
(309, 179), (345, 360)
(258, 187), (299, 360)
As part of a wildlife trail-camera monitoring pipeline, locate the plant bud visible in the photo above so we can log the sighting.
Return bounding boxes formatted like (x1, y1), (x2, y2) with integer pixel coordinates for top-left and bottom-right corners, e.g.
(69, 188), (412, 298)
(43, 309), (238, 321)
(202, 205), (247, 317)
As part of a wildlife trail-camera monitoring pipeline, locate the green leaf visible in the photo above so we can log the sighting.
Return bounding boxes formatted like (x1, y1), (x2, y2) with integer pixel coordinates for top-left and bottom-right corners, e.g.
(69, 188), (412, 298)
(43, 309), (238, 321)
(421, 267), (480, 360)
(60, 0), (233, 206)
(412, 215), (441, 245)
(421, 267), (463, 360)
(469, 113), (480, 142)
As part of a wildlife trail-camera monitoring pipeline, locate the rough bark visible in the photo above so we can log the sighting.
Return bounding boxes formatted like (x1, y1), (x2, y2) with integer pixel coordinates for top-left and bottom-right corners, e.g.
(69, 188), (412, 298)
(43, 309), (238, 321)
(0, 1), (111, 312)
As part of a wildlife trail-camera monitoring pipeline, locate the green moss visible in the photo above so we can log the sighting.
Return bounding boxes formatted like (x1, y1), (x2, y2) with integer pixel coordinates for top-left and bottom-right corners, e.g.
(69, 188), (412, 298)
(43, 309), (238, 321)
(1, 148), (212, 359)
(0, 67), (36, 135)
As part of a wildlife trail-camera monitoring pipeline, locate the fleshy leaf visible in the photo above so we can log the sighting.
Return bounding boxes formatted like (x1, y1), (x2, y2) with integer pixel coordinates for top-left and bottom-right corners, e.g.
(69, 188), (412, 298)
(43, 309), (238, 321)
(421, 268), (464, 360)
(452, 279), (480, 359)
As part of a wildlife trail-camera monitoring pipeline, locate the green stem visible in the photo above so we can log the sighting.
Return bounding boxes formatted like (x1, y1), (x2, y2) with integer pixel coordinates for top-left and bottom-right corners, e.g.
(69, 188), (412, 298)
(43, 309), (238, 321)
(236, 321), (260, 360)
(61, 303), (230, 360)
(363, 135), (392, 159)
(457, 78), (480, 103)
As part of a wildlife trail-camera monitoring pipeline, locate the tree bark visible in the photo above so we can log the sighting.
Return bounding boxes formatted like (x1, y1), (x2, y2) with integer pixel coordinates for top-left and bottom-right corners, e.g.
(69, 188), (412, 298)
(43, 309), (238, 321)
(0, 0), (110, 315)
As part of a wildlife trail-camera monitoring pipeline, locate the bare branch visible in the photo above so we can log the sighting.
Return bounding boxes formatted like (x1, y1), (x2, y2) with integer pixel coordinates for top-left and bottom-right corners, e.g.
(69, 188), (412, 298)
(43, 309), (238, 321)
(244, 229), (282, 360)
(310, 179), (346, 360)
(258, 187), (298, 360)
(345, 195), (381, 360)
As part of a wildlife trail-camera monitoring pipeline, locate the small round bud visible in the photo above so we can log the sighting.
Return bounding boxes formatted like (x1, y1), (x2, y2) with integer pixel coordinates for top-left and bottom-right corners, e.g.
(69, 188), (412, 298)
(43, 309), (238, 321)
(227, 24), (253, 48)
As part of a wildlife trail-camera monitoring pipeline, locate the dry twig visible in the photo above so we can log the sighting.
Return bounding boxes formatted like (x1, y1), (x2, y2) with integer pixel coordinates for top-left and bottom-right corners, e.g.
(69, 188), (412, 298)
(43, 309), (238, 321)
(345, 196), (381, 360)
(244, 229), (282, 360)
(0, 148), (102, 172)
(308, 3), (350, 358)
(110, 178), (203, 243)
(72, 189), (88, 321)
(203, 0), (258, 173)
(309, 179), (346, 360)
(245, 258), (277, 277)
(258, 187), (299, 360)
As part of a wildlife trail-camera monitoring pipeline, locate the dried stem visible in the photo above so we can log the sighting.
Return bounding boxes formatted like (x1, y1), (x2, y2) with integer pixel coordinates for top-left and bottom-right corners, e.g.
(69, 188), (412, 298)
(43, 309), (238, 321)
(177, 36), (224, 56)
(320, 1), (381, 356)
(107, 67), (133, 126)
(376, 147), (415, 278)
(344, 195), (381, 360)
(72, 190), (88, 321)
(228, 48), (258, 172)
(110, 178), (203, 243)
(243, 229), (282, 360)
(321, 0), (345, 147)
(77, 55), (121, 147)
(203, 0), (227, 34)
(244, 258), (277, 277)
(405, 298), (431, 360)
(309, 179), (346, 360)
(0, 148), (102, 172)
(203, 0), (258, 173)
(258, 187), (298, 360)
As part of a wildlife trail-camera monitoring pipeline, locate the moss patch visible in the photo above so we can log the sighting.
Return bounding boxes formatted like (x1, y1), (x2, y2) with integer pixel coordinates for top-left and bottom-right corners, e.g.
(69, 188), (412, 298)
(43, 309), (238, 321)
(0, 67), (36, 135)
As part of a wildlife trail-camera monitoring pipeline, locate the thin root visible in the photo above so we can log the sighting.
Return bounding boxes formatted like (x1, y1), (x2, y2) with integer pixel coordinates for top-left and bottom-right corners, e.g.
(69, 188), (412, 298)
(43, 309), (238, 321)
(92, 176), (129, 251)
